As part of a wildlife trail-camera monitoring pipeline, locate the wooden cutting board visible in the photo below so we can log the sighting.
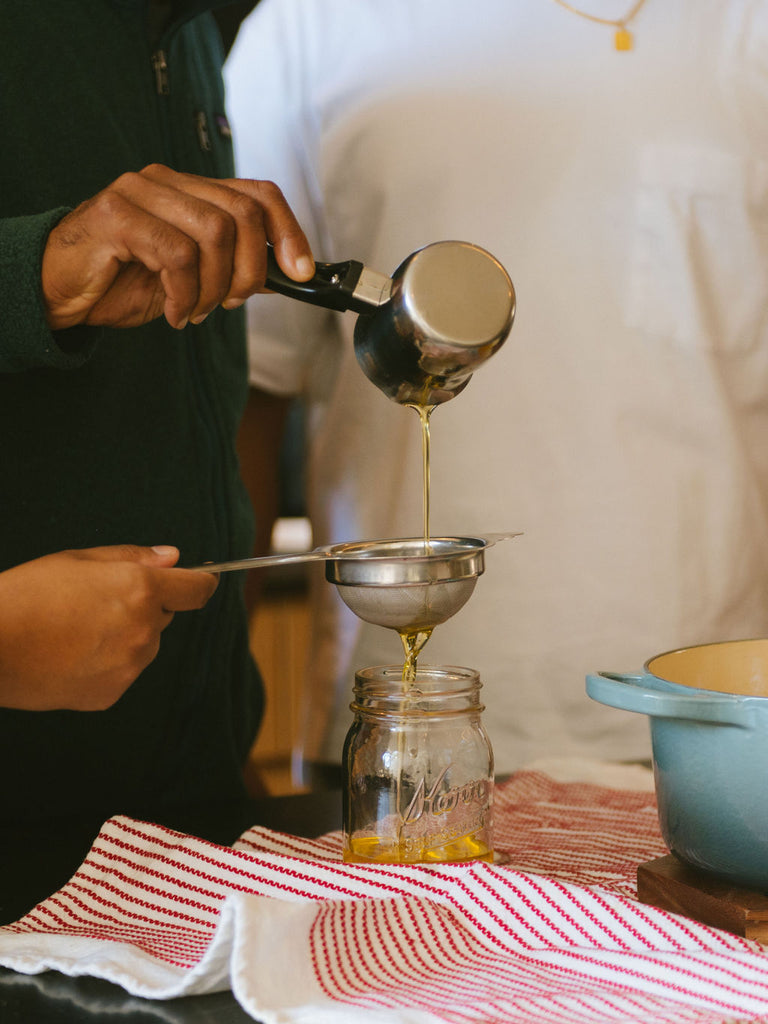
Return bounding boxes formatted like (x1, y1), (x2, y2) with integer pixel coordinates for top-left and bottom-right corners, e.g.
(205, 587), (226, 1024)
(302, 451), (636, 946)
(637, 855), (768, 943)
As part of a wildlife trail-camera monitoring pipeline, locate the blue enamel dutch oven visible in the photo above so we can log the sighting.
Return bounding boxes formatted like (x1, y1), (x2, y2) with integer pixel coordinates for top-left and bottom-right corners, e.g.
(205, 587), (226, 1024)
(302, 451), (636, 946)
(586, 639), (768, 890)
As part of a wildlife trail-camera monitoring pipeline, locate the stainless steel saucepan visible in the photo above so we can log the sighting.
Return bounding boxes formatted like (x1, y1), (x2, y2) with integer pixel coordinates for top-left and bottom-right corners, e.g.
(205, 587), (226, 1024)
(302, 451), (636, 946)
(265, 241), (515, 407)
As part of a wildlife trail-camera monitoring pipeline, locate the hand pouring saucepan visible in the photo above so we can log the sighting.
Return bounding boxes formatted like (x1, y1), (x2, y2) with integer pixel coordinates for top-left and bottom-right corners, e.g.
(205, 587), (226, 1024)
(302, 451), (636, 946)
(265, 240), (515, 407)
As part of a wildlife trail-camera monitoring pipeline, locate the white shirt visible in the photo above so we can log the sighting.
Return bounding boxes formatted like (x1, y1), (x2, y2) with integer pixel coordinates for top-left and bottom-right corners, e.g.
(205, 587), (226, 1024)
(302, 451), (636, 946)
(225, 0), (768, 771)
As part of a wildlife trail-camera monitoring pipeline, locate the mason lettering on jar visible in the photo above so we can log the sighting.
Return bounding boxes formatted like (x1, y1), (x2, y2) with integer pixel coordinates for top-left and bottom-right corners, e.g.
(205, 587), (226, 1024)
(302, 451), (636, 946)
(342, 664), (494, 864)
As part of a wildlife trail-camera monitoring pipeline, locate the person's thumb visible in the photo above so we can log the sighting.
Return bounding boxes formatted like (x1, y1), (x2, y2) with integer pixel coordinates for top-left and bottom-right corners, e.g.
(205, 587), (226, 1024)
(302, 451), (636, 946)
(69, 544), (181, 567)
(144, 544), (181, 567)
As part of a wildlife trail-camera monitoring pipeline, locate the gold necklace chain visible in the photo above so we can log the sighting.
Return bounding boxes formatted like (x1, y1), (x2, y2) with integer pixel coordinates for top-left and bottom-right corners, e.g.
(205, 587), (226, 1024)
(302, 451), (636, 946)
(550, 0), (648, 50)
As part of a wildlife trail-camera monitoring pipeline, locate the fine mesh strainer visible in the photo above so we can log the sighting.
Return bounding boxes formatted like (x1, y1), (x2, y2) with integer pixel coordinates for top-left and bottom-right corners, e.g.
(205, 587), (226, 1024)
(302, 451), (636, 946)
(192, 533), (517, 632)
(325, 537), (484, 632)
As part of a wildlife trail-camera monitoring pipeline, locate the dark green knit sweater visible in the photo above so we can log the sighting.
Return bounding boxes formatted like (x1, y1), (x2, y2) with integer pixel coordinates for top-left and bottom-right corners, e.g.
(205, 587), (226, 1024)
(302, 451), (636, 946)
(0, 1), (264, 824)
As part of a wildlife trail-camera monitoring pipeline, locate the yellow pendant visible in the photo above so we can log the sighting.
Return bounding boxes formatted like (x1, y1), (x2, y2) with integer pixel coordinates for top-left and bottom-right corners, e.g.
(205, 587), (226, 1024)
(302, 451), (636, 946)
(615, 26), (633, 50)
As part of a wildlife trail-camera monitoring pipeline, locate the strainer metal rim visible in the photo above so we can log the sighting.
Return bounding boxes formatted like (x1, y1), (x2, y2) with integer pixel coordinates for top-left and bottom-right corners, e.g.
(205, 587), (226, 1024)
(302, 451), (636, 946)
(325, 536), (486, 587)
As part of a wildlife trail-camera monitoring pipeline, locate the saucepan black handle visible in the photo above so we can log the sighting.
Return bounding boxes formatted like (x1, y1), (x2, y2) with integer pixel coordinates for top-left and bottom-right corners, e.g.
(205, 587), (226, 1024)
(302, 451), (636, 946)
(265, 245), (365, 313)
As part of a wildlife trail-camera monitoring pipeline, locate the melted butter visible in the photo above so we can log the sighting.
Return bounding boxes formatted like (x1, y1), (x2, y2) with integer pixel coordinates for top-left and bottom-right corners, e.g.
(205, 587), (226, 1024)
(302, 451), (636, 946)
(399, 627), (433, 683)
(344, 833), (493, 864)
(413, 403), (434, 544)
(398, 403), (436, 680)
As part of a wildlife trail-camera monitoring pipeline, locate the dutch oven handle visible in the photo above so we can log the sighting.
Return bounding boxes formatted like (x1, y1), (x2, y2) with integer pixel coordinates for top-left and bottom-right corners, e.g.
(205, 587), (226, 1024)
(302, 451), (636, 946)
(585, 672), (752, 728)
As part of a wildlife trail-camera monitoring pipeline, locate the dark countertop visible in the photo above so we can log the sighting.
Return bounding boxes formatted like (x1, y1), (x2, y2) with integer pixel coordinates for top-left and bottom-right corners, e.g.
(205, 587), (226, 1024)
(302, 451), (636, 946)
(0, 789), (342, 1023)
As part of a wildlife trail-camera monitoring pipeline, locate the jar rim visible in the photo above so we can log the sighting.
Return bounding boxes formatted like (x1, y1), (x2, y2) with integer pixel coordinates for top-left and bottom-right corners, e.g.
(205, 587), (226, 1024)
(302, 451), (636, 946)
(351, 664), (484, 717)
(355, 664), (480, 684)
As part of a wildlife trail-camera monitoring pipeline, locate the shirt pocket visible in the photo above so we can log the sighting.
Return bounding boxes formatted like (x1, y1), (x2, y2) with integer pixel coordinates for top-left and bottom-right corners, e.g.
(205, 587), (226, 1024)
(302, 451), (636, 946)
(625, 142), (768, 356)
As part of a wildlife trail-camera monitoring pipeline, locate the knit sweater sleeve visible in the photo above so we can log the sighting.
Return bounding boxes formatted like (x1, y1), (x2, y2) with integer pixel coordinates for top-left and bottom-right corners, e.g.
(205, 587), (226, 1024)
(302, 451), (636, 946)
(0, 209), (100, 373)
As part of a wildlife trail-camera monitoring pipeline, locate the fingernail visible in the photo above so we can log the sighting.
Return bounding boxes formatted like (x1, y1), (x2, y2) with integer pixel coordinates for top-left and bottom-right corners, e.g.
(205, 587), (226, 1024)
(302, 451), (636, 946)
(190, 313), (208, 325)
(222, 297), (244, 310)
(151, 545), (177, 557)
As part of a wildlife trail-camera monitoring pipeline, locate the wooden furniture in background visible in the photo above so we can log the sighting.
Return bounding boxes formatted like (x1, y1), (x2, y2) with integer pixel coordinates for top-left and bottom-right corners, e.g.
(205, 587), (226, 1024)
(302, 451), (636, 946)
(244, 581), (311, 796)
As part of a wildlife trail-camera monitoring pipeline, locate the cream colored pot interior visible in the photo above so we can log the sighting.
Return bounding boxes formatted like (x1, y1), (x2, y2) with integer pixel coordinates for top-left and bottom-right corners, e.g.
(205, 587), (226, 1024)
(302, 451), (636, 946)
(647, 639), (768, 697)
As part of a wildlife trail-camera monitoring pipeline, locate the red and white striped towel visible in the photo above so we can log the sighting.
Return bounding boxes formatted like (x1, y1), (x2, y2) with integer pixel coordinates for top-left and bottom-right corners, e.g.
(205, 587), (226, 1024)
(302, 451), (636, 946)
(2, 768), (767, 1024)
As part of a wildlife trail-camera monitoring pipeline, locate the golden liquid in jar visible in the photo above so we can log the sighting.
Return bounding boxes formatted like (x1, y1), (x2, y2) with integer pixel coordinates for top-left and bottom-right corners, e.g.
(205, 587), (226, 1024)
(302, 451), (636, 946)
(344, 833), (493, 865)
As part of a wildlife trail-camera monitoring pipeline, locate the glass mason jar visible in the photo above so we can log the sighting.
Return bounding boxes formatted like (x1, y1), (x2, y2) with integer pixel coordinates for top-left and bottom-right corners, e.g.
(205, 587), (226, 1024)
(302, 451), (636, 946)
(342, 664), (494, 864)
